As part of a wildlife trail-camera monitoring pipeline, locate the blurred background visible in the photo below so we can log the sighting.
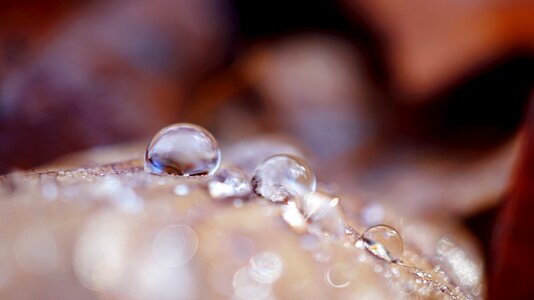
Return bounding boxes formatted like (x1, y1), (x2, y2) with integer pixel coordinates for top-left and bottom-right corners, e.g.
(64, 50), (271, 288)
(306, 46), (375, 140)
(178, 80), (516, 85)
(0, 0), (533, 298)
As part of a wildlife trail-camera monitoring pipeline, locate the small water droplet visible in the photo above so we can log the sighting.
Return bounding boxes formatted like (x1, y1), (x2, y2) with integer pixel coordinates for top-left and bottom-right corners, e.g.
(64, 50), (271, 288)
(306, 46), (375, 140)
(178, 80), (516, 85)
(252, 154), (316, 203)
(361, 225), (403, 262)
(145, 123), (221, 176)
(208, 168), (252, 199)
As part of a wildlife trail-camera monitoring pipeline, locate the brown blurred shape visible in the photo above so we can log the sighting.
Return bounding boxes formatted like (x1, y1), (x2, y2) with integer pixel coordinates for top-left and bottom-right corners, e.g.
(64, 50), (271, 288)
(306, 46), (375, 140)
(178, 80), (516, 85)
(346, 0), (534, 101)
(491, 95), (534, 299)
(0, 0), (231, 173)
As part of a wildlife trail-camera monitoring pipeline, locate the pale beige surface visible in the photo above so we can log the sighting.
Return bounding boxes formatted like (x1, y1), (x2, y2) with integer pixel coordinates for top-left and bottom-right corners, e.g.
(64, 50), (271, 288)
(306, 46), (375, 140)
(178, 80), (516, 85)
(0, 150), (484, 299)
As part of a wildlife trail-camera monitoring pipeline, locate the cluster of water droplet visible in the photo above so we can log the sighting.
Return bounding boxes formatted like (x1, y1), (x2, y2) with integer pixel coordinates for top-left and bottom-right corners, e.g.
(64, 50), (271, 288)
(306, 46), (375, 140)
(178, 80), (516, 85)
(143, 123), (467, 299)
(250, 153), (404, 263)
(144, 123), (404, 263)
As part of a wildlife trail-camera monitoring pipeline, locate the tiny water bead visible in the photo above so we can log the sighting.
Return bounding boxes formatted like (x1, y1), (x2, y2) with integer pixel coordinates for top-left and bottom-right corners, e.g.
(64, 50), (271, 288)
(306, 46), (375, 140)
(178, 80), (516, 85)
(145, 123), (221, 176)
(252, 154), (316, 203)
(361, 224), (403, 262)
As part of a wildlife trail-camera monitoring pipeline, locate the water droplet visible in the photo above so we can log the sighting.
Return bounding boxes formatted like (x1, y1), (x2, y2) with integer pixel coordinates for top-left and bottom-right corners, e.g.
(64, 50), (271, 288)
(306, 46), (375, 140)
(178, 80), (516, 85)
(145, 123), (221, 176)
(362, 225), (403, 262)
(252, 154), (316, 203)
(248, 252), (283, 284)
(208, 168), (252, 199)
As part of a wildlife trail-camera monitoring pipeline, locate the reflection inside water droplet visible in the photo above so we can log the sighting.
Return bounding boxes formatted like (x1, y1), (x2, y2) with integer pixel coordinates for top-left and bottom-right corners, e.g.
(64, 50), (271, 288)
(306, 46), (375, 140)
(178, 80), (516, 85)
(145, 123), (221, 176)
(252, 154), (316, 203)
(362, 225), (403, 262)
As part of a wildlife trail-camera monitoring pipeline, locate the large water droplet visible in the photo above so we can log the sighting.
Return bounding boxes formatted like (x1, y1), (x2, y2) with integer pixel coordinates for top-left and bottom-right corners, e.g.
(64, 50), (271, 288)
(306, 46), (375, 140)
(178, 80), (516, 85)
(361, 224), (403, 262)
(252, 154), (316, 203)
(145, 123), (221, 176)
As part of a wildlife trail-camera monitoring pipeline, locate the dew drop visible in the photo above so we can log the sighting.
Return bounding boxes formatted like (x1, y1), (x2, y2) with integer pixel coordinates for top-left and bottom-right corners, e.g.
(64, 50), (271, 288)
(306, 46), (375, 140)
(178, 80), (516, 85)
(361, 225), (403, 262)
(252, 154), (316, 203)
(208, 168), (252, 199)
(145, 123), (221, 176)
